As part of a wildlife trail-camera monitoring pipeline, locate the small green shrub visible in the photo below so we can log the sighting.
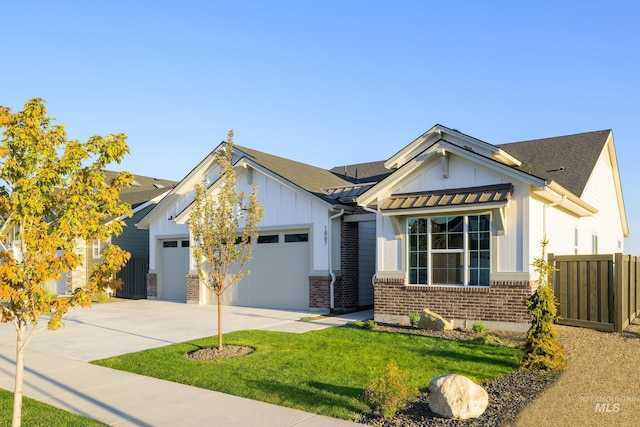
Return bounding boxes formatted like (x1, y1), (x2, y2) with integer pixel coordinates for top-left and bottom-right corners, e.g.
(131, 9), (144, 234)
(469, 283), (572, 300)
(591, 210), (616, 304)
(408, 312), (420, 328)
(95, 291), (109, 303)
(300, 315), (324, 322)
(472, 321), (485, 335)
(352, 319), (377, 330)
(363, 361), (416, 418)
(474, 334), (504, 346)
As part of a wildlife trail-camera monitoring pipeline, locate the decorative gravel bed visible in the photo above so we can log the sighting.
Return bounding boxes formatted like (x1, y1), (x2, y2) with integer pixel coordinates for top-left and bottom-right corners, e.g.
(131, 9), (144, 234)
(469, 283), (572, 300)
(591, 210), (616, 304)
(357, 368), (560, 426)
(358, 320), (640, 427)
(356, 324), (562, 426)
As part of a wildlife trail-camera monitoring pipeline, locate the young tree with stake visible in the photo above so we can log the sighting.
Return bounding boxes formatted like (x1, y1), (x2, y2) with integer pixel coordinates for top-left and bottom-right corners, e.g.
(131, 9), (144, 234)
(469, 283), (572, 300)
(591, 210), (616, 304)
(190, 130), (263, 351)
(0, 99), (133, 427)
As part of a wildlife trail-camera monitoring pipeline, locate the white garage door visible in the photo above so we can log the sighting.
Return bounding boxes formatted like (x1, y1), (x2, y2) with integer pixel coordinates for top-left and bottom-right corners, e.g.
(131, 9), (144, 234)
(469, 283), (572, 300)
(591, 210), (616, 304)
(159, 239), (190, 302)
(222, 231), (310, 310)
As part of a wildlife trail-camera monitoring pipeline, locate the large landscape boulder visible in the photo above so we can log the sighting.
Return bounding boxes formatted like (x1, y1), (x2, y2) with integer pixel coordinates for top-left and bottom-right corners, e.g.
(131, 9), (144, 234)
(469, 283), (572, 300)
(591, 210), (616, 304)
(428, 374), (489, 419)
(418, 309), (453, 331)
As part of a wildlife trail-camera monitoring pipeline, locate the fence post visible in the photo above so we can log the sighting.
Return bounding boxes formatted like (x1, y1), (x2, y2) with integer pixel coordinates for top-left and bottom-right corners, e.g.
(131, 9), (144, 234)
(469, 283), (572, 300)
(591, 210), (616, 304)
(548, 253), (555, 293)
(614, 253), (624, 333)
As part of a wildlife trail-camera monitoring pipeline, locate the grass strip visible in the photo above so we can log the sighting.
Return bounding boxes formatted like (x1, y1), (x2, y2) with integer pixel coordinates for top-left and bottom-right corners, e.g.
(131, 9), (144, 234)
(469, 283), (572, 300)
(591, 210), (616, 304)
(93, 326), (519, 420)
(0, 388), (107, 426)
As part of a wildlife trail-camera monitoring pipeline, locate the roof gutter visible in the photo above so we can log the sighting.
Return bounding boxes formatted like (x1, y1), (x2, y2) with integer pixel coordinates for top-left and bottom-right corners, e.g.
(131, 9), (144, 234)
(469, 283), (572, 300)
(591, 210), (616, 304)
(328, 209), (345, 311)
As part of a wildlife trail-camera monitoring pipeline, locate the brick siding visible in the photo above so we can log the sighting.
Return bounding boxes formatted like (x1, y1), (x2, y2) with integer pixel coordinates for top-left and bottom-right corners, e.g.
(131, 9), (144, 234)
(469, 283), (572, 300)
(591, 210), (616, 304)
(186, 274), (200, 303)
(147, 273), (157, 297)
(338, 220), (359, 308)
(374, 277), (538, 324)
(309, 275), (332, 309)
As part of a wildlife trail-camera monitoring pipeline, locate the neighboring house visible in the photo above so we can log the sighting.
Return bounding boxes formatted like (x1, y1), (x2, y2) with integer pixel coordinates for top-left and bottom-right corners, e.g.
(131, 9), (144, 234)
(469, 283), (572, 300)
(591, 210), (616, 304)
(138, 125), (628, 331)
(43, 172), (176, 296)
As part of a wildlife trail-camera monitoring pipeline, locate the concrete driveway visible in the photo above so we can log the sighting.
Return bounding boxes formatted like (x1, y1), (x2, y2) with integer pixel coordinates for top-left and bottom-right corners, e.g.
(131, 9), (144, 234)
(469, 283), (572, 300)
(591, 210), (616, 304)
(0, 300), (326, 362)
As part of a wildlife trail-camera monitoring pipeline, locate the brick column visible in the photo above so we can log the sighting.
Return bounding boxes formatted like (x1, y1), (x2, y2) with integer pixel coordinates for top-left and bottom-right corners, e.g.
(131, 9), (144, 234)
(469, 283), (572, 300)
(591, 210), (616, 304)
(309, 276), (331, 310)
(337, 220), (359, 309)
(147, 273), (157, 298)
(186, 274), (200, 303)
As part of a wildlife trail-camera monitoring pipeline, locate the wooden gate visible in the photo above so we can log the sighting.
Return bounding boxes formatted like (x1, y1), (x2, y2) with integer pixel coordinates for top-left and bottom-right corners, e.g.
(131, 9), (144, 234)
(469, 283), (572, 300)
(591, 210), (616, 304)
(550, 253), (640, 332)
(116, 255), (149, 299)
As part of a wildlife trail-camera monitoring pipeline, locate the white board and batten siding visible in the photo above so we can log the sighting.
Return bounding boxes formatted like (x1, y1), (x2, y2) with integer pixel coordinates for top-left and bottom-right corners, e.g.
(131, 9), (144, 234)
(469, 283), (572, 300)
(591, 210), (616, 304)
(146, 160), (339, 309)
(241, 167), (332, 273)
(377, 153), (523, 273)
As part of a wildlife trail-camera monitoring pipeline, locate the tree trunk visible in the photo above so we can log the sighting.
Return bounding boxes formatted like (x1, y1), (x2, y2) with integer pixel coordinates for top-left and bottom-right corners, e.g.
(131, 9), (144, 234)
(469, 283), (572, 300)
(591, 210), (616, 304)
(217, 292), (223, 350)
(12, 322), (26, 427)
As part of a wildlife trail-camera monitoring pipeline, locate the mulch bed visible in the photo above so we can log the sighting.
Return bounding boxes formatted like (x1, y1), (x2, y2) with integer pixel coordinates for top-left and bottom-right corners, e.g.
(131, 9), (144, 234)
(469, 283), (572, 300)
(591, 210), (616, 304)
(185, 345), (254, 360)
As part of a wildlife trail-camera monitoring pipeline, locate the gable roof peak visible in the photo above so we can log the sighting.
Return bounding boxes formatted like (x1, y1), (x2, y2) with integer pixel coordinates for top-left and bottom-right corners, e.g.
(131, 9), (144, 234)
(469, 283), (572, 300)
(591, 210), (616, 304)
(384, 124), (522, 170)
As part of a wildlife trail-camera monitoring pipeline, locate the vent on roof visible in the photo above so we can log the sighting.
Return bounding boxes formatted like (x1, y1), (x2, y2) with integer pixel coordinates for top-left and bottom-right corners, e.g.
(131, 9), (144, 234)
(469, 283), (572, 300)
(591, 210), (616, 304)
(546, 166), (565, 172)
(131, 181), (142, 187)
(153, 183), (166, 189)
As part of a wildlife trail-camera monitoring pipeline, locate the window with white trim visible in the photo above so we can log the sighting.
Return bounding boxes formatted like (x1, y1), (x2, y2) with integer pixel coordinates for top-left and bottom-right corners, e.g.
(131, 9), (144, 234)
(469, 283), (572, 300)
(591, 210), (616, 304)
(92, 239), (103, 258)
(408, 214), (490, 286)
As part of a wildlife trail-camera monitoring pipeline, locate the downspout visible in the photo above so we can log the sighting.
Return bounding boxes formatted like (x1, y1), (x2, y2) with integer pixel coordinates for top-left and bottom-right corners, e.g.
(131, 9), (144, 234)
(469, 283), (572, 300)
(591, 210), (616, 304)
(328, 209), (345, 311)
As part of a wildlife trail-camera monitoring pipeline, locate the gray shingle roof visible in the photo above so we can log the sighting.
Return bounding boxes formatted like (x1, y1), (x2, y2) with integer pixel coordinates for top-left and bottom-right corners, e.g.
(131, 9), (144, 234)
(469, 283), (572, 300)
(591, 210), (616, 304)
(234, 145), (353, 205)
(104, 171), (177, 208)
(330, 160), (394, 183)
(498, 130), (610, 197)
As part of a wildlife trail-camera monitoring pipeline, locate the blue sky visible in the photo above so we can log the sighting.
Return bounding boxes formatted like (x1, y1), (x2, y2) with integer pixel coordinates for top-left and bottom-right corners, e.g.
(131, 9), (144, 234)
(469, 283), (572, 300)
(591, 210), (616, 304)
(2, 1), (639, 253)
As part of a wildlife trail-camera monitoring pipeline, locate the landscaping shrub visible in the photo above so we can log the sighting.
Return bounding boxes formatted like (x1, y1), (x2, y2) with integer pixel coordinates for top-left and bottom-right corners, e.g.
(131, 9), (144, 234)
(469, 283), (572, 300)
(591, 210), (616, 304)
(408, 312), (420, 328)
(474, 334), (504, 346)
(362, 361), (416, 418)
(95, 291), (109, 303)
(521, 239), (568, 372)
(472, 321), (485, 335)
(353, 319), (377, 330)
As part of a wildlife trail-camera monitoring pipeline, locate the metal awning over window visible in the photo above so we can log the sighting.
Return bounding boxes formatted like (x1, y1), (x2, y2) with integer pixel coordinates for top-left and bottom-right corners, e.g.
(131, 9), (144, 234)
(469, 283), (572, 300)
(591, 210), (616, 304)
(380, 183), (513, 213)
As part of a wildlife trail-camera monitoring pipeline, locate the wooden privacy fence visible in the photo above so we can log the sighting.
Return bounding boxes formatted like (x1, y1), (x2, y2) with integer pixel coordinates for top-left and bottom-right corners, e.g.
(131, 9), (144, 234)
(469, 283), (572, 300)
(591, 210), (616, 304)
(116, 255), (149, 299)
(549, 253), (640, 332)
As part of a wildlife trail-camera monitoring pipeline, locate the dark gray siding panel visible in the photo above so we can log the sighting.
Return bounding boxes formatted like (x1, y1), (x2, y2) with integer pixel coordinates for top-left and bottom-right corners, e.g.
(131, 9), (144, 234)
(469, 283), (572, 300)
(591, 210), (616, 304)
(112, 205), (154, 256)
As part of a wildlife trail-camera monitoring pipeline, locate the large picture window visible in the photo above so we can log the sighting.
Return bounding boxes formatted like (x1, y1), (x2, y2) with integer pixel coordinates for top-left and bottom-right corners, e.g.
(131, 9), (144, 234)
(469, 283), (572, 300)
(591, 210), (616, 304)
(408, 214), (490, 286)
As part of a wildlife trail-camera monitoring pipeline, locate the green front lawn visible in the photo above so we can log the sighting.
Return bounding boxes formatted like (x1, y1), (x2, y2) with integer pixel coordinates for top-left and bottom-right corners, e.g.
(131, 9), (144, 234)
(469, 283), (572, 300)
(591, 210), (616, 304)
(0, 389), (107, 427)
(93, 326), (519, 420)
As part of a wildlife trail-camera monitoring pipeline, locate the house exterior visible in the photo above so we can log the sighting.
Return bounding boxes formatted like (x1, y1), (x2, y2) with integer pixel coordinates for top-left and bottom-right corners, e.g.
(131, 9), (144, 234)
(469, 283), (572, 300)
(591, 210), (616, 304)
(136, 144), (377, 310)
(357, 125), (627, 330)
(43, 172), (176, 295)
(139, 125), (628, 331)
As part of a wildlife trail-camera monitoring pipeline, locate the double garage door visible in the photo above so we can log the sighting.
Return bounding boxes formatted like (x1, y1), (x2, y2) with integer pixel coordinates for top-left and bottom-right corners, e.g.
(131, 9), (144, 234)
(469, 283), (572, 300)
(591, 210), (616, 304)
(159, 231), (310, 310)
(221, 231), (310, 310)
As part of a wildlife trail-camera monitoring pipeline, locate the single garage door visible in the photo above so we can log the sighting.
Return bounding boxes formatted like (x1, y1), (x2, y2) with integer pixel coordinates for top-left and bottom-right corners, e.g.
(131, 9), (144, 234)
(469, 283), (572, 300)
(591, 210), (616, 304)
(159, 238), (190, 302)
(221, 231), (310, 310)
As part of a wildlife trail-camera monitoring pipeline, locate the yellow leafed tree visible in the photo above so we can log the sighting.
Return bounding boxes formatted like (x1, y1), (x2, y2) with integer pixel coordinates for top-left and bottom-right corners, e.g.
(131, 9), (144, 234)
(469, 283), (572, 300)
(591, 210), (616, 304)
(0, 98), (133, 427)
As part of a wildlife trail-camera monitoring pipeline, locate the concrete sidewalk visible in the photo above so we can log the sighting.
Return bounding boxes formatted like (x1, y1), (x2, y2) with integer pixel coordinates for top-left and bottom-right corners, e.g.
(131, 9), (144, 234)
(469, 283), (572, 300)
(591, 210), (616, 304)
(0, 301), (372, 426)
